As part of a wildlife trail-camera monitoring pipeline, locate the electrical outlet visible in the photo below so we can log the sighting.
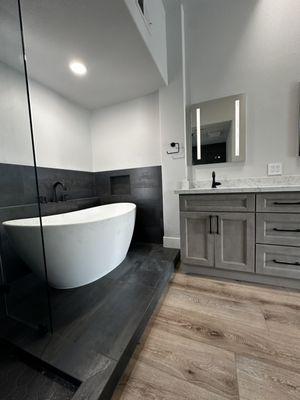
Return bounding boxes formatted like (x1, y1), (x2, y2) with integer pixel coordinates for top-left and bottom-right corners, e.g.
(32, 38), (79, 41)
(267, 163), (282, 176)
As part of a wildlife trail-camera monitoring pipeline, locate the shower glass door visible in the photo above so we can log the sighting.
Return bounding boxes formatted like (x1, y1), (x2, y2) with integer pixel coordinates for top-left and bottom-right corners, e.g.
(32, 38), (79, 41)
(0, 0), (51, 336)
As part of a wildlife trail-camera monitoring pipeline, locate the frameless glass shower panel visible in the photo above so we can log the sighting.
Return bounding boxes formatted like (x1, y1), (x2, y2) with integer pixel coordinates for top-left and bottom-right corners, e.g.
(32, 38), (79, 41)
(0, 0), (51, 334)
(20, 0), (101, 339)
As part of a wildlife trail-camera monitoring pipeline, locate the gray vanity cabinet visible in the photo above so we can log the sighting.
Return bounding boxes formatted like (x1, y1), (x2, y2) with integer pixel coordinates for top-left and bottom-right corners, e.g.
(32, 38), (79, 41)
(180, 195), (255, 272)
(215, 213), (255, 272)
(180, 191), (300, 289)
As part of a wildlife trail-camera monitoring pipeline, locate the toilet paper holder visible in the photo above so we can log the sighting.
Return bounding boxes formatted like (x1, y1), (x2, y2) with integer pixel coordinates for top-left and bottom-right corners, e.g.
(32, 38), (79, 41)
(167, 142), (180, 154)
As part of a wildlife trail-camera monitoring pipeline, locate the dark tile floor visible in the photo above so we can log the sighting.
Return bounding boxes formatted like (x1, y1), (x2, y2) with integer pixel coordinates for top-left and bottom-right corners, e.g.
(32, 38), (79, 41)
(0, 342), (76, 400)
(0, 243), (179, 399)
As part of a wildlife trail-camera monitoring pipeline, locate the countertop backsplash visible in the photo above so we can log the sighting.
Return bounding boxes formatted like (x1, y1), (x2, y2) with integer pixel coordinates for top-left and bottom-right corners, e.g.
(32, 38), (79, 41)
(192, 175), (300, 189)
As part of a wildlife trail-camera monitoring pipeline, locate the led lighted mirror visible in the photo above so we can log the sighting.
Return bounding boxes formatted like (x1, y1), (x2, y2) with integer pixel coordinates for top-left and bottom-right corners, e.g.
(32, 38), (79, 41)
(190, 94), (246, 165)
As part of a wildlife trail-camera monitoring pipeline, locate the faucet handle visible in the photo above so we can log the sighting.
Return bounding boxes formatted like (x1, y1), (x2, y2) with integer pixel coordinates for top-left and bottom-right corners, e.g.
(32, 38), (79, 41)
(38, 195), (47, 204)
(62, 193), (69, 202)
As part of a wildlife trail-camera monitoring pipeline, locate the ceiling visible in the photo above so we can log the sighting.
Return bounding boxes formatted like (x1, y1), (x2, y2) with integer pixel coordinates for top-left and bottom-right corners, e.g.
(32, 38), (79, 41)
(0, 0), (165, 110)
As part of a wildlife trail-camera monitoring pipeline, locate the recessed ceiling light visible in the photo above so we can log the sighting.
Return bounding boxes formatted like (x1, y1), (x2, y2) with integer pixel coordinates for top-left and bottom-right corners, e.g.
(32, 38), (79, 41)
(69, 60), (87, 76)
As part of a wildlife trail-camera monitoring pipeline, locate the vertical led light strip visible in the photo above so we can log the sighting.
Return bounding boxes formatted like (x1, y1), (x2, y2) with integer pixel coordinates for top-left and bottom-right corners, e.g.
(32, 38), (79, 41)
(235, 99), (240, 157)
(196, 107), (201, 160)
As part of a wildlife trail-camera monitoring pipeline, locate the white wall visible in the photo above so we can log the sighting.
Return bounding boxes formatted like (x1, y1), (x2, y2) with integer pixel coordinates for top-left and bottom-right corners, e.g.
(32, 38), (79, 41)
(0, 61), (92, 171)
(125, 0), (168, 84)
(91, 92), (161, 172)
(0, 62), (35, 166)
(159, 0), (186, 248)
(30, 79), (92, 171)
(187, 0), (300, 182)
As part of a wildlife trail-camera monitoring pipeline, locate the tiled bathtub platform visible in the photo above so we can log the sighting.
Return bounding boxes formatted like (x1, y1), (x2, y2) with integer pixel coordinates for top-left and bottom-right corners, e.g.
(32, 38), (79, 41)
(1, 243), (179, 400)
(0, 342), (77, 400)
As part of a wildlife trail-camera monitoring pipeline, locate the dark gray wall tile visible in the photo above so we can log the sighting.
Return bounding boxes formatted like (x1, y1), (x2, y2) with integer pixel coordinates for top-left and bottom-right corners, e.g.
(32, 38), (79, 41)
(94, 166), (163, 244)
(0, 269), (5, 318)
(0, 164), (28, 207)
(0, 163), (95, 207)
(37, 167), (95, 203)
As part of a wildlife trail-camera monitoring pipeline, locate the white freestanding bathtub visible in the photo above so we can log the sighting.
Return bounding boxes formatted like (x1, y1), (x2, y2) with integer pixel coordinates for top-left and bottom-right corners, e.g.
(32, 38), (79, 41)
(3, 203), (136, 289)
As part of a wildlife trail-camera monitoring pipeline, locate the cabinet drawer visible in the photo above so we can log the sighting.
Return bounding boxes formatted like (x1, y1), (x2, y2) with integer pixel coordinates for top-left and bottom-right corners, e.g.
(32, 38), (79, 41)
(256, 192), (300, 213)
(256, 244), (300, 280)
(180, 194), (255, 212)
(256, 213), (300, 246)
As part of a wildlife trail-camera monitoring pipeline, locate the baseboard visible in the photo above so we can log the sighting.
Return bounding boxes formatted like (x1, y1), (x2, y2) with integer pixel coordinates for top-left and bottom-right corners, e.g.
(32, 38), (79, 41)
(181, 263), (300, 290)
(163, 236), (180, 249)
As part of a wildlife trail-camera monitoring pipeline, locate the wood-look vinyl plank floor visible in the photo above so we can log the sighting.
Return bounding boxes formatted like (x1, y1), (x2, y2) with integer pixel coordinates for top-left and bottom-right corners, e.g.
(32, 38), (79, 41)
(163, 284), (267, 330)
(171, 273), (300, 309)
(113, 360), (231, 400)
(129, 326), (238, 399)
(112, 272), (300, 400)
(236, 356), (300, 400)
(260, 303), (300, 339)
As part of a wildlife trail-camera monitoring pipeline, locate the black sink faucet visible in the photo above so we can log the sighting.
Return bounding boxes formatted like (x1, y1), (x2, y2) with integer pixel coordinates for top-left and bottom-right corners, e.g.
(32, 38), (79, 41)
(53, 181), (67, 202)
(212, 171), (221, 189)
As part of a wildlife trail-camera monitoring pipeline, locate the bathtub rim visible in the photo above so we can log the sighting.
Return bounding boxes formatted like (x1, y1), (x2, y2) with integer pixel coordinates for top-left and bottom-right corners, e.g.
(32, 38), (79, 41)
(2, 202), (136, 228)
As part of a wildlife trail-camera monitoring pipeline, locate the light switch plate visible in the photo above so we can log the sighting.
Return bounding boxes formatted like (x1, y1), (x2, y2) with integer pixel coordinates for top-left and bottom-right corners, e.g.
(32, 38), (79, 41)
(267, 163), (282, 176)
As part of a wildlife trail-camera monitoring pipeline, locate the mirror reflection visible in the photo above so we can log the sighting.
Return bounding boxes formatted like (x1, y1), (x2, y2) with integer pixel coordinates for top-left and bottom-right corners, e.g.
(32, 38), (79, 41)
(190, 94), (246, 165)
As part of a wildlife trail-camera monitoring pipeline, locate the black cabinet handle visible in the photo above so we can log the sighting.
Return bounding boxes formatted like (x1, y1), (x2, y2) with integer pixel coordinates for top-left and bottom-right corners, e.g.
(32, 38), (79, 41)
(216, 216), (219, 235)
(209, 215), (212, 234)
(273, 201), (300, 205)
(273, 259), (300, 266)
(273, 228), (300, 233)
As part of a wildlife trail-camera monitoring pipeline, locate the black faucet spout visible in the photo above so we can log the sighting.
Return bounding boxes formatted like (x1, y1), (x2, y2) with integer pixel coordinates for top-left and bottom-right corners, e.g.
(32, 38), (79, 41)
(212, 171), (221, 189)
(53, 181), (67, 202)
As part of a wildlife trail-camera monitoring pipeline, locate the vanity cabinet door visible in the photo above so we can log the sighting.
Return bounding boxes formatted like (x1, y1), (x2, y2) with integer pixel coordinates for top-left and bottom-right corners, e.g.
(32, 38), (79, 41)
(215, 213), (255, 272)
(180, 212), (214, 267)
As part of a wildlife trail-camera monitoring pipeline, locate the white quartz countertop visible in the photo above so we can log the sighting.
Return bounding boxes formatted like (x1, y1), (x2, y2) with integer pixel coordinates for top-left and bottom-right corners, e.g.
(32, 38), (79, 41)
(175, 185), (300, 195)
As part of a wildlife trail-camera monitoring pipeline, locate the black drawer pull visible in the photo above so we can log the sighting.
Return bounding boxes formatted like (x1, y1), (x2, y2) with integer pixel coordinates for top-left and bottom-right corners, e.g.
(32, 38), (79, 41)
(209, 215), (212, 234)
(273, 228), (300, 233)
(273, 259), (300, 266)
(273, 201), (300, 205)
